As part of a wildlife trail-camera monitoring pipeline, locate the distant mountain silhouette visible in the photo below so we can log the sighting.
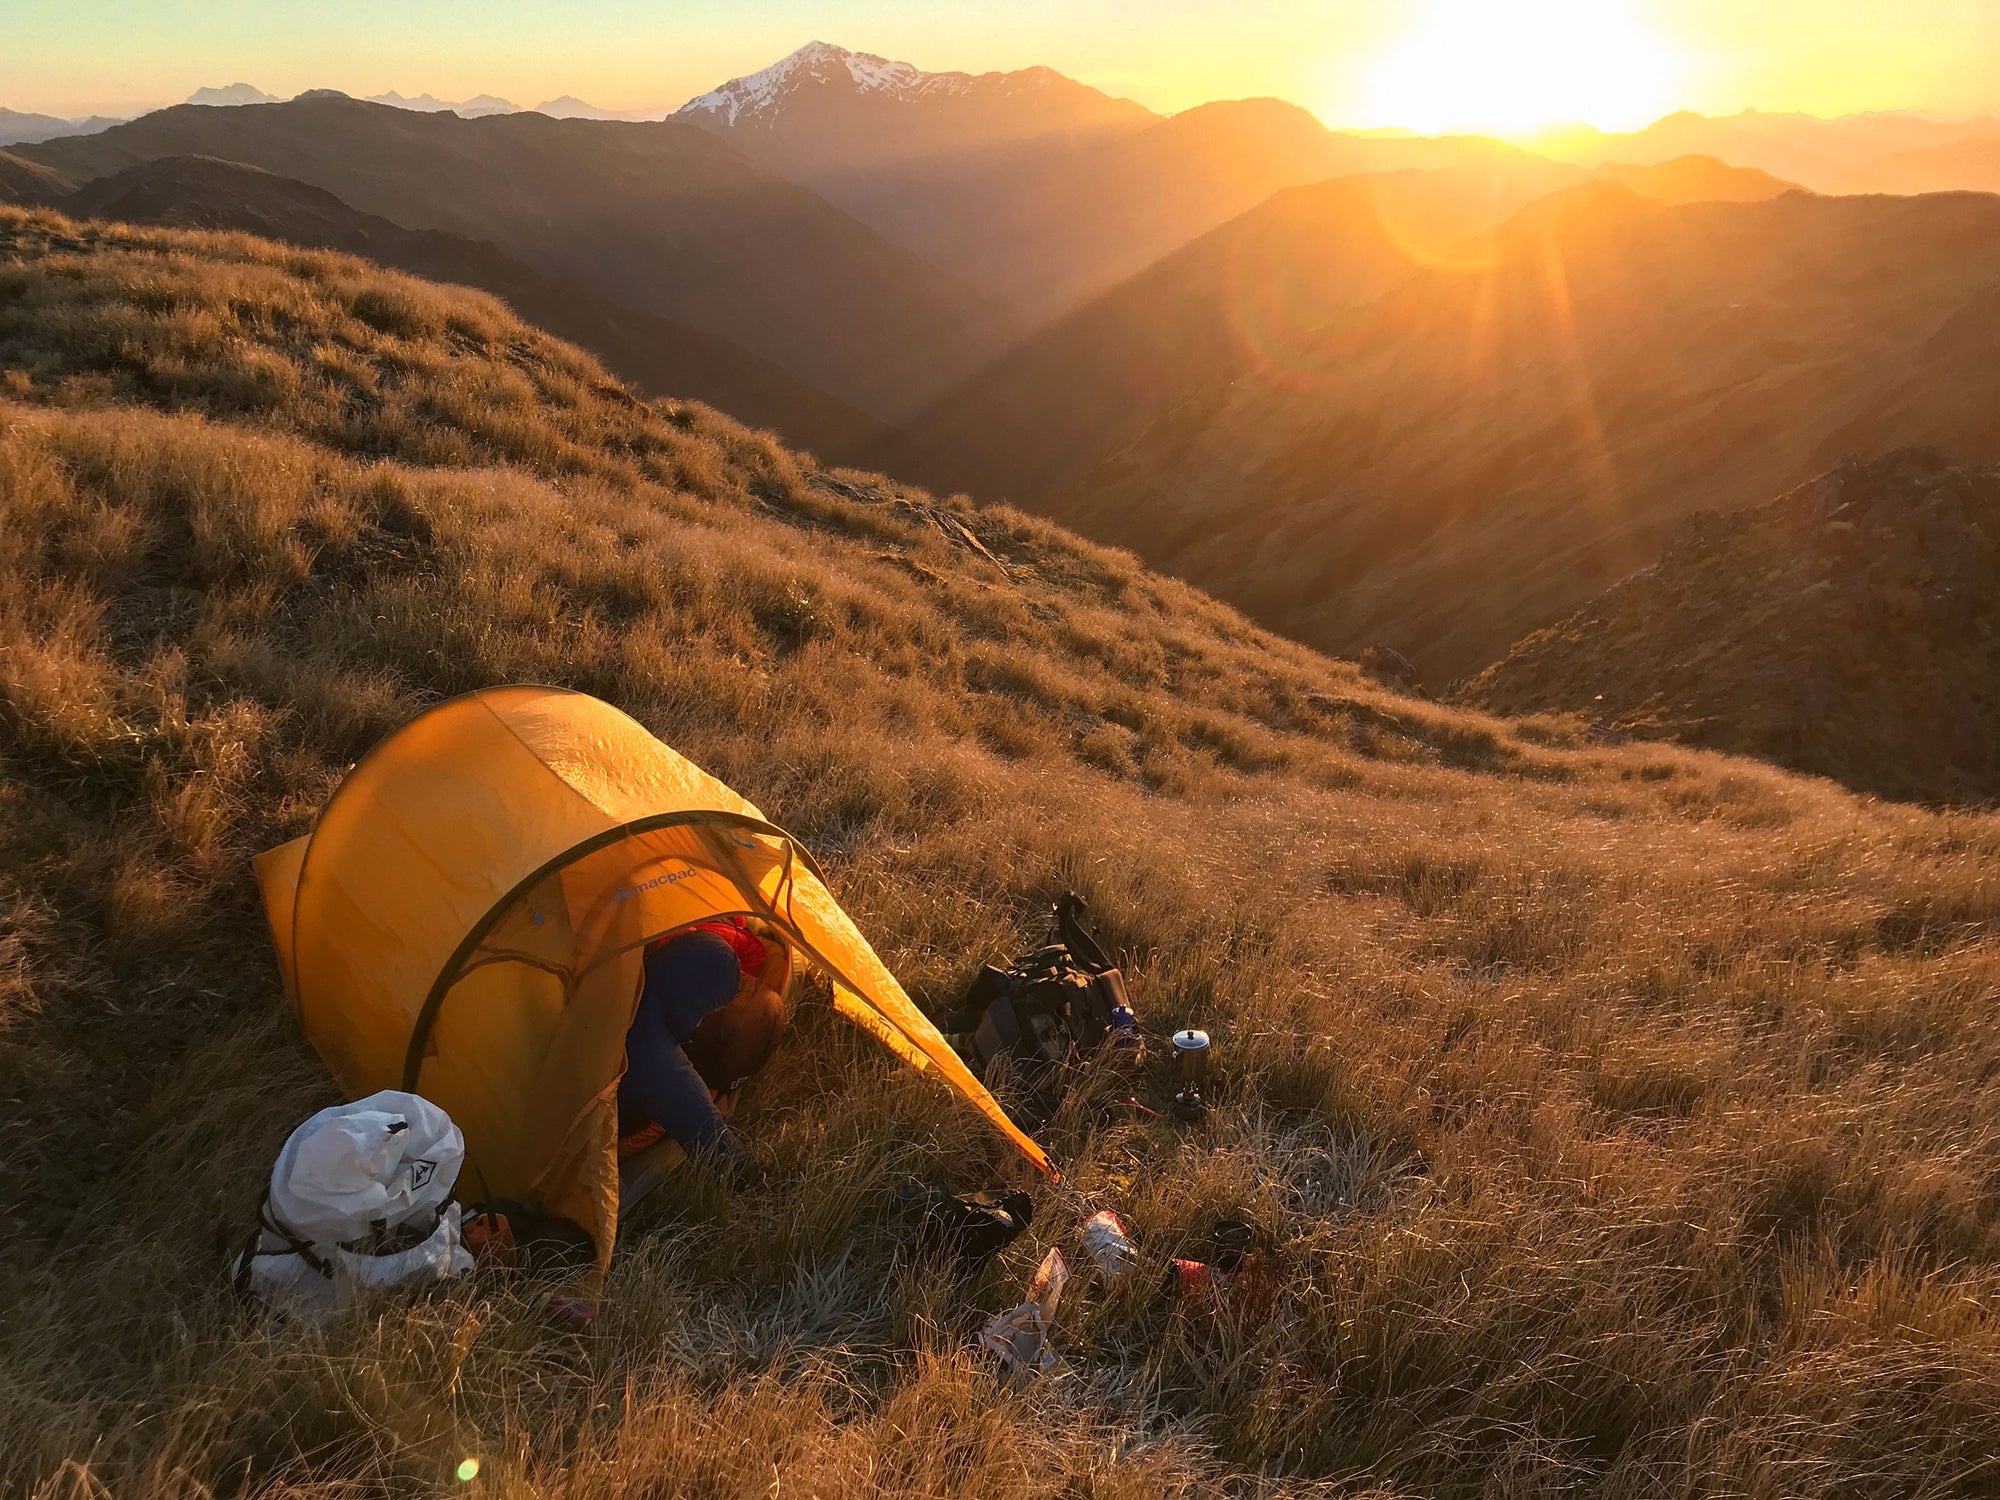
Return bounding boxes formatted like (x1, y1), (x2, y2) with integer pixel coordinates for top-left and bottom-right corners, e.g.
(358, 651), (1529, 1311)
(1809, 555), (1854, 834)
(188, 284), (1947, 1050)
(0, 107), (123, 147)
(1463, 450), (2000, 805)
(187, 84), (279, 107)
(15, 97), (1019, 418)
(949, 186), (2000, 681)
(1544, 109), (2000, 192)
(883, 160), (1588, 507)
(366, 90), (519, 117)
(1595, 155), (1803, 203)
(54, 155), (882, 457)
(1841, 138), (2000, 196)
(535, 96), (669, 122)
(675, 45), (1565, 322)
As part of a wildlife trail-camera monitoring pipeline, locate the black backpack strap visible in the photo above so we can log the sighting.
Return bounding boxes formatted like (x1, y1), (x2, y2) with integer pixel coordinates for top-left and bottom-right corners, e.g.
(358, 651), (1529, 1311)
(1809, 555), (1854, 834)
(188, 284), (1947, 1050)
(234, 1188), (337, 1302)
(258, 1192), (336, 1280)
(230, 1219), (266, 1300)
(1054, 893), (1112, 974)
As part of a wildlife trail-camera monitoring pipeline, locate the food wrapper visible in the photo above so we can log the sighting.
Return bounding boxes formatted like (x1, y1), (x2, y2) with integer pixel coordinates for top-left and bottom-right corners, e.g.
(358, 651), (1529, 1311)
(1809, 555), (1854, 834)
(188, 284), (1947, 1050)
(978, 1246), (1068, 1378)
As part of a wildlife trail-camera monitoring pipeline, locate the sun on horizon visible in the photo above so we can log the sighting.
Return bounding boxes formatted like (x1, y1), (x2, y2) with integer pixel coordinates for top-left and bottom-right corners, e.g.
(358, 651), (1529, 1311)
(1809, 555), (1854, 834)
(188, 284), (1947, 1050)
(1348, 0), (1692, 138)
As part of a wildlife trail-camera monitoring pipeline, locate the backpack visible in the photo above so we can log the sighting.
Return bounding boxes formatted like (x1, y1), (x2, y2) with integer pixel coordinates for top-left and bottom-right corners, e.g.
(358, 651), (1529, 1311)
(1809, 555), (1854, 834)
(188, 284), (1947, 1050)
(945, 894), (1138, 1091)
(231, 1091), (473, 1318)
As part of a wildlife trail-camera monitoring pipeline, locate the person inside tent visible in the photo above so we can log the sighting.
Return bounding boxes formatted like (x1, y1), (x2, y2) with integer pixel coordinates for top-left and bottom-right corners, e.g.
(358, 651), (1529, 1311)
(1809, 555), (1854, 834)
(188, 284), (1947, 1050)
(618, 919), (789, 1183)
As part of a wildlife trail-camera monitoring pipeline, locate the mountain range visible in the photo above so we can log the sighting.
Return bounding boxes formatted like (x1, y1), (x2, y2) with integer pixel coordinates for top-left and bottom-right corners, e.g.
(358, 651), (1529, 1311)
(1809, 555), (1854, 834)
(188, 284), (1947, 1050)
(14, 96), (1020, 420)
(0, 107), (124, 147)
(12, 41), (2000, 802)
(878, 153), (1798, 514)
(20, 59), (2000, 203)
(182, 84), (680, 123)
(188, 81), (523, 115)
(4, 52), (1601, 418)
(1539, 106), (2000, 195)
(918, 184), (2000, 683)
(4, 82), (641, 148)
(676, 44), (1588, 323)
(878, 160), (1587, 506)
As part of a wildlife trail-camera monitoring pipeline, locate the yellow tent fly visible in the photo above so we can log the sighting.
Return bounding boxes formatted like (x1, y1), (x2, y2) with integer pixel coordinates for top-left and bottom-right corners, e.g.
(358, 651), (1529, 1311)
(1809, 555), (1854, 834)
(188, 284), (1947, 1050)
(253, 686), (1055, 1281)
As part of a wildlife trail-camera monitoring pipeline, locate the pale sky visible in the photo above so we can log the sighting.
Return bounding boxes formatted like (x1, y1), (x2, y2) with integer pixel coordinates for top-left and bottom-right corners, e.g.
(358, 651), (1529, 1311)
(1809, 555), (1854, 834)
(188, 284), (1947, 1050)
(6, 0), (1999, 133)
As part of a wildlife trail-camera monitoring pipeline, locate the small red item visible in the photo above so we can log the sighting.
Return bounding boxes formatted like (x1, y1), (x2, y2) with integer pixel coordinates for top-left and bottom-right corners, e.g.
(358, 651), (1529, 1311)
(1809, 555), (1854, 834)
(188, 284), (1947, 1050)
(644, 917), (768, 976)
(1163, 1258), (1216, 1300)
(616, 1120), (668, 1157)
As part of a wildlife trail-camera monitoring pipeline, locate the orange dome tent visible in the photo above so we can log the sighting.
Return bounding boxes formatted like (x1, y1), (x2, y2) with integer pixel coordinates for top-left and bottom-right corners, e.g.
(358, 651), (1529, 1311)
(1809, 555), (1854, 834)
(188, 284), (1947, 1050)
(253, 686), (1054, 1280)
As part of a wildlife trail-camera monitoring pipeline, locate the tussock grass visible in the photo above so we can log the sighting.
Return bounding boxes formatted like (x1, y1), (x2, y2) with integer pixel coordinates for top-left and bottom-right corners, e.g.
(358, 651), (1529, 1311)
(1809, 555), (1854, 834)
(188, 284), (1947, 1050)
(3, 207), (1999, 1497)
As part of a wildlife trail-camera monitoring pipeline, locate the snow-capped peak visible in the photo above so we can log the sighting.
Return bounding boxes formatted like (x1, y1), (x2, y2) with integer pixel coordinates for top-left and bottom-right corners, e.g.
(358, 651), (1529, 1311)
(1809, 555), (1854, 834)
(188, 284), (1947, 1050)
(676, 41), (972, 126)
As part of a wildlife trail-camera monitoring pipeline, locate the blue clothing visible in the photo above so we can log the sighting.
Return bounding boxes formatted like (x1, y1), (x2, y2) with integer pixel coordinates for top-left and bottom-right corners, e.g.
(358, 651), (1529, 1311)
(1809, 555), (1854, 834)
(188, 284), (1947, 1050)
(618, 932), (745, 1167)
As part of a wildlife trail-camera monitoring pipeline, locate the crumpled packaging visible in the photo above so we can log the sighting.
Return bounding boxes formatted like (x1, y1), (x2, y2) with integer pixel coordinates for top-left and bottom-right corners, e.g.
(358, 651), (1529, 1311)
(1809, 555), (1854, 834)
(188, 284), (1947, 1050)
(979, 1246), (1068, 1379)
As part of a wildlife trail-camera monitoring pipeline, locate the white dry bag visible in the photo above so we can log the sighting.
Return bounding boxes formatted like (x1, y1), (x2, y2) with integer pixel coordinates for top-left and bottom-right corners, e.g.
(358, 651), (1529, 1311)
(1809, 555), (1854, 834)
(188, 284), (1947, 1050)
(233, 1090), (474, 1317)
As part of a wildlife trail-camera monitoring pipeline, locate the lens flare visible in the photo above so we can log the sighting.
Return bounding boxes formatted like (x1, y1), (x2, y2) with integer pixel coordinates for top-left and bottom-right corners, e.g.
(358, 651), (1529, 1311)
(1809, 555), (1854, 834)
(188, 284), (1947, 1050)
(457, 1457), (481, 1483)
(1212, 177), (1502, 395)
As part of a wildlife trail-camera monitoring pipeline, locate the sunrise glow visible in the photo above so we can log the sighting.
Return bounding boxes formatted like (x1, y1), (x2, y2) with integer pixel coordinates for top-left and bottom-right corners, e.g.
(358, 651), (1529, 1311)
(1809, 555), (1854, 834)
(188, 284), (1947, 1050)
(1354, 0), (1691, 137)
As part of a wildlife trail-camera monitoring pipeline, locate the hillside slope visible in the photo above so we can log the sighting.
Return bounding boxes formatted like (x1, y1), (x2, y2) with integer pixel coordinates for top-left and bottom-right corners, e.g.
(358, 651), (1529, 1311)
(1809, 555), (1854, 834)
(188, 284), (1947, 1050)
(884, 162), (1583, 506)
(886, 155), (1790, 512)
(0, 148), (75, 205)
(1462, 450), (2000, 805)
(3, 207), (1998, 1499)
(15, 98), (1019, 417)
(1033, 186), (2000, 682)
(1595, 153), (1803, 203)
(54, 154), (882, 459)
(973, 102), (1580, 323)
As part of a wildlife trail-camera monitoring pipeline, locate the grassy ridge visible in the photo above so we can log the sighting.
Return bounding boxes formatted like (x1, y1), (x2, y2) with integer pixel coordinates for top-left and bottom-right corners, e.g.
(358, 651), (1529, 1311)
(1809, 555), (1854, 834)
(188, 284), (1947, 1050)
(3, 207), (1999, 1497)
(41, 154), (887, 460)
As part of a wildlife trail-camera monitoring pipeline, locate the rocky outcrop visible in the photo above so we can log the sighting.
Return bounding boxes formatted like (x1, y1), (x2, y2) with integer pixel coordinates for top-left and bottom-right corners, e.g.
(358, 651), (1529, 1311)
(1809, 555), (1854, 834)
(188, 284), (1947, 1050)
(1462, 450), (2000, 804)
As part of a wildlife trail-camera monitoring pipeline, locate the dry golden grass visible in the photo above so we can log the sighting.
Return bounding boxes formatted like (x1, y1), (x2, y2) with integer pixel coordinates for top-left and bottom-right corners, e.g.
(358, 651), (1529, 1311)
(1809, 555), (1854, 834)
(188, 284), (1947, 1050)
(2, 207), (1998, 1498)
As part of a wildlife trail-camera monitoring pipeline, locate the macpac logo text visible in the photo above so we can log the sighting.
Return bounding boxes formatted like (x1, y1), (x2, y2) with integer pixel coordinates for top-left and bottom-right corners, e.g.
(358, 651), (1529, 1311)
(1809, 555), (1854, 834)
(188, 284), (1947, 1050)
(612, 865), (701, 901)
